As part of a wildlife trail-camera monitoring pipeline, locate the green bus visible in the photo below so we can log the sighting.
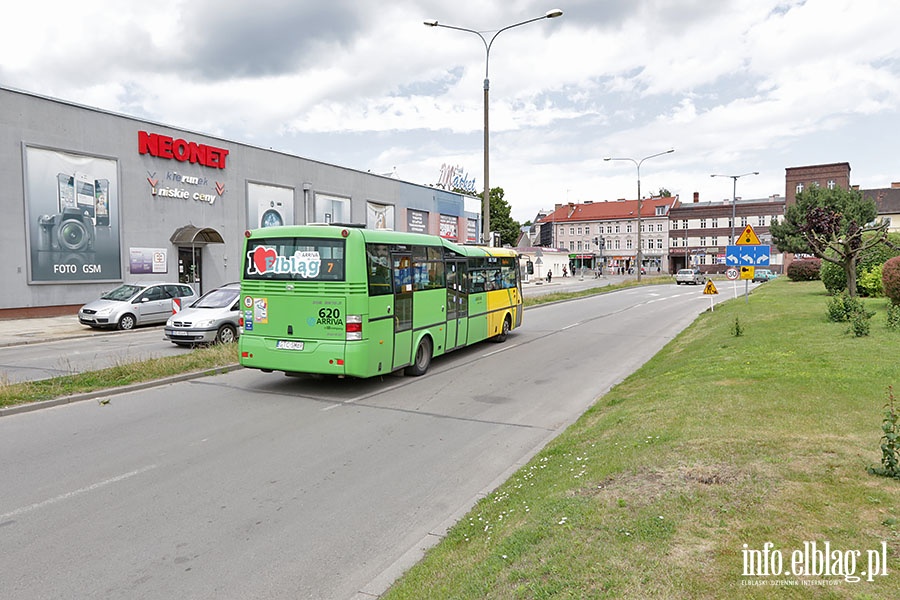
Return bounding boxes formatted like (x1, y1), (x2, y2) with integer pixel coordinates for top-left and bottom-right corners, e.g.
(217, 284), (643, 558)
(239, 224), (523, 378)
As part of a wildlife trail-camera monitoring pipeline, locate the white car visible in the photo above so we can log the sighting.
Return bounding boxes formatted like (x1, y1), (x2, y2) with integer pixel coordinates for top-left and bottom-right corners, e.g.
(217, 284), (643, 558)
(164, 283), (241, 346)
(675, 268), (705, 285)
(78, 282), (198, 330)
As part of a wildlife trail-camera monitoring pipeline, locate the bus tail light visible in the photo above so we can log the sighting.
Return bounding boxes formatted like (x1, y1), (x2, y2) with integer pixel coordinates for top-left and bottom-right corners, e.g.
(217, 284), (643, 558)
(346, 315), (362, 340)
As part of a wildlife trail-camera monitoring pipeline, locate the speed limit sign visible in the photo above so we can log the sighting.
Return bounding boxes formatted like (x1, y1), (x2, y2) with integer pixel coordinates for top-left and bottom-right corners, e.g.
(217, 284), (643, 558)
(726, 267), (739, 280)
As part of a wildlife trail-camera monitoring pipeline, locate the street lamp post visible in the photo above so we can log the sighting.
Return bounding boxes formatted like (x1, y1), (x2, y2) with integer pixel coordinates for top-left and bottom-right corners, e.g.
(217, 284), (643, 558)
(424, 9), (563, 245)
(604, 149), (674, 281)
(710, 172), (759, 244)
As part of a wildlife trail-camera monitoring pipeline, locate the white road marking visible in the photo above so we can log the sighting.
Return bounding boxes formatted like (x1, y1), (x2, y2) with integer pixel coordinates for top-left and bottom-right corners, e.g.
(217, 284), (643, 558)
(0, 464), (158, 521)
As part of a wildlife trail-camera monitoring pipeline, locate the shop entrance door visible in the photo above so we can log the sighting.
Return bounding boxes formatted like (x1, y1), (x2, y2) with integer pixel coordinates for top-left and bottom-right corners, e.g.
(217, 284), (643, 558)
(178, 247), (202, 294)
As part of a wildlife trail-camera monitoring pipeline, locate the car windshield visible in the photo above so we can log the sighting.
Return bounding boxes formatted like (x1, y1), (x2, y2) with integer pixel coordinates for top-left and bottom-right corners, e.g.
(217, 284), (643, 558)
(678, 270), (691, 275)
(191, 288), (239, 309)
(100, 284), (142, 301)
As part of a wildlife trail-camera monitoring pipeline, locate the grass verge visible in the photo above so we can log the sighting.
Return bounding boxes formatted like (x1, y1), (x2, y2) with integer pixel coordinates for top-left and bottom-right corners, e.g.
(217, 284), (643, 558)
(0, 342), (238, 408)
(384, 279), (900, 599)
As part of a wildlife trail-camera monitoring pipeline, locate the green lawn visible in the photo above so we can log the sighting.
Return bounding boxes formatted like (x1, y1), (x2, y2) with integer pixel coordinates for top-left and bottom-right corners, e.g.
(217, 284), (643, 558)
(384, 279), (900, 599)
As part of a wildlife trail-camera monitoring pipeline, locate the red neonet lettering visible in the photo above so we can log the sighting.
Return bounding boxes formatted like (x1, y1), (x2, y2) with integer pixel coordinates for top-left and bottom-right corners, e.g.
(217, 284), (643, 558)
(138, 130), (229, 169)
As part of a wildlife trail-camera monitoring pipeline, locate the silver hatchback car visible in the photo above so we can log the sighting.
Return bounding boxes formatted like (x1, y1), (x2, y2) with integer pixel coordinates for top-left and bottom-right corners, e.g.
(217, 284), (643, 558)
(164, 283), (241, 346)
(79, 282), (198, 330)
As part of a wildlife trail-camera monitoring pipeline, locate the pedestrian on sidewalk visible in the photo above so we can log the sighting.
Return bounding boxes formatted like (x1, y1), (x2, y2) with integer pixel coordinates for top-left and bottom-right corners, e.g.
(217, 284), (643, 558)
(547, 269), (553, 283)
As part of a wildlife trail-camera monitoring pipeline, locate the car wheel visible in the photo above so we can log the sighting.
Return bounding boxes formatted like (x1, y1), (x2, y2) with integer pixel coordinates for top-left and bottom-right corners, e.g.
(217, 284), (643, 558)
(118, 314), (136, 331)
(404, 336), (432, 376)
(216, 324), (237, 344)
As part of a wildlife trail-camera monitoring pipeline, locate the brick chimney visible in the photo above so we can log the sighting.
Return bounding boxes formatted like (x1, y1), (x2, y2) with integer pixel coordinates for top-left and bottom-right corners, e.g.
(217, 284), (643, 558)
(693, 192), (699, 203)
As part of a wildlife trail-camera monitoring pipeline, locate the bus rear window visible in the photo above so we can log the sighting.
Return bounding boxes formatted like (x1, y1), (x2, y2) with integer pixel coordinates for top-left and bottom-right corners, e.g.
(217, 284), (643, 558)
(244, 237), (345, 281)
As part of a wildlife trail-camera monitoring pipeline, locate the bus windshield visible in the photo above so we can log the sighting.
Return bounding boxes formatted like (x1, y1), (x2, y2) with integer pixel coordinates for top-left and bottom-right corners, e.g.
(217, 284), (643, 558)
(244, 237), (345, 281)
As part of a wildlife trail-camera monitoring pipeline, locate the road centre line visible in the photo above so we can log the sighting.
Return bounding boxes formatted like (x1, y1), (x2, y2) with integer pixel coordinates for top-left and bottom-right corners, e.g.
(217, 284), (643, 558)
(0, 464), (158, 522)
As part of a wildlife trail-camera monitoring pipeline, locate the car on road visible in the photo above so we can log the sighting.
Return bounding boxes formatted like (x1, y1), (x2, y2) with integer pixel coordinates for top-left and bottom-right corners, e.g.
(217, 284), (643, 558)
(78, 282), (198, 330)
(164, 283), (241, 346)
(675, 268), (705, 285)
(752, 269), (777, 283)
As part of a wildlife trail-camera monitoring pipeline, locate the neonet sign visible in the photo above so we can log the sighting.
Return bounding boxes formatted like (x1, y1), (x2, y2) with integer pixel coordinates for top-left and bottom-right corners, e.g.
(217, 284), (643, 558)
(138, 130), (229, 169)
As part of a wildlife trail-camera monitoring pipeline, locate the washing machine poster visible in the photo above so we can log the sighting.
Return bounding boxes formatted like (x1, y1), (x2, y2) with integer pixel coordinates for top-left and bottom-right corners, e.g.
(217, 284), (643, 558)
(248, 182), (294, 228)
(23, 146), (122, 283)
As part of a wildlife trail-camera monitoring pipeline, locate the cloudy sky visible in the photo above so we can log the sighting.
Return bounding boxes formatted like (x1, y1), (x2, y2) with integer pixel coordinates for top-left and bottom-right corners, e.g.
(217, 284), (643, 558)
(3, 0), (899, 222)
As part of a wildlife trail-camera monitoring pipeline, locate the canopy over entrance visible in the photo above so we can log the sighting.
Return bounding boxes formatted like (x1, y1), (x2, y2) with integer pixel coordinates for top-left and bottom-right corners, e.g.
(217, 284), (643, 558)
(169, 225), (224, 245)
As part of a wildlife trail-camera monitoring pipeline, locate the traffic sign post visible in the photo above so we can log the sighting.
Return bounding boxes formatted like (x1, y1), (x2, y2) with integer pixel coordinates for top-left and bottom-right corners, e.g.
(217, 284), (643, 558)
(728, 225), (766, 303)
(703, 279), (718, 311)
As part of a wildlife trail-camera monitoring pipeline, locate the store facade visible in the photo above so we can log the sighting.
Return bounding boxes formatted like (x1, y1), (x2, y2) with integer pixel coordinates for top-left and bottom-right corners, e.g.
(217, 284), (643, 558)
(1, 87), (480, 316)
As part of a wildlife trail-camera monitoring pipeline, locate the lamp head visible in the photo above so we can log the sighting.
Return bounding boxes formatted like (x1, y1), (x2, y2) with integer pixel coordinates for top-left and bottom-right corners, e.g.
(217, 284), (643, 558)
(546, 9), (564, 18)
(423, 19), (438, 27)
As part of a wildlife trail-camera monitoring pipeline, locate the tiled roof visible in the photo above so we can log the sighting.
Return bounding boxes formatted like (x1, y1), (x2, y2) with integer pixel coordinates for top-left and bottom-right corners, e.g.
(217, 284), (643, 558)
(538, 197), (677, 223)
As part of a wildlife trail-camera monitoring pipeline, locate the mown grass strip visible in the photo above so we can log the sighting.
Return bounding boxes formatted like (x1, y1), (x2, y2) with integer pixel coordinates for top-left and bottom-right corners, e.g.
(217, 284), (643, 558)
(0, 342), (238, 408)
(384, 279), (900, 599)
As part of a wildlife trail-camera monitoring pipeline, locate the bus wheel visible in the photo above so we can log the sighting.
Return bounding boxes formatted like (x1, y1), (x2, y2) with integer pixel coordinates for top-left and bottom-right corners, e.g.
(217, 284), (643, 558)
(405, 337), (432, 376)
(493, 315), (511, 343)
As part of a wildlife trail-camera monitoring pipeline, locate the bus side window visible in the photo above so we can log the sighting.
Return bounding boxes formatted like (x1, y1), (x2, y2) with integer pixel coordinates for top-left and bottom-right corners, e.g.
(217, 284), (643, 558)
(366, 243), (393, 296)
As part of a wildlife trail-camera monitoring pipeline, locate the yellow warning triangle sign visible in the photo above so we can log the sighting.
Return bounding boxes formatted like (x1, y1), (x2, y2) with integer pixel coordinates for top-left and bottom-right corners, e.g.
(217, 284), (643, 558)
(703, 279), (718, 295)
(735, 225), (761, 245)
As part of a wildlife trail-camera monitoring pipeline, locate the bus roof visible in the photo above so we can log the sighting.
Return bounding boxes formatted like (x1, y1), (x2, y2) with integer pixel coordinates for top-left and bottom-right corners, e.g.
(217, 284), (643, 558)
(245, 225), (519, 258)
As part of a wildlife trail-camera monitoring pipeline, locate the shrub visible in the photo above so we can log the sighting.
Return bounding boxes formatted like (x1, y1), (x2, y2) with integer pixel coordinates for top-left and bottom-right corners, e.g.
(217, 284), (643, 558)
(887, 302), (900, 330)
(868, 386), (900, 480)
(786, 258), (821, 281)
(826, 292), (854, 322)
(848, 310), (871, 337)
(820, 260), (846, 295)
(884, 256), (900, 305)
(857, 264), (884, 298)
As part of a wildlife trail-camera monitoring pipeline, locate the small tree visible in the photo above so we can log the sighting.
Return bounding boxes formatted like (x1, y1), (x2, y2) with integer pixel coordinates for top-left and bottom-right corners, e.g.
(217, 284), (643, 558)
(771, 185), (892, 297)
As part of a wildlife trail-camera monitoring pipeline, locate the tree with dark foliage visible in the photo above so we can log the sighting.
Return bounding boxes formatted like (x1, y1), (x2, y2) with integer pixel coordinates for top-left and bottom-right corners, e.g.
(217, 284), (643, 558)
(771, 185), (891, 297)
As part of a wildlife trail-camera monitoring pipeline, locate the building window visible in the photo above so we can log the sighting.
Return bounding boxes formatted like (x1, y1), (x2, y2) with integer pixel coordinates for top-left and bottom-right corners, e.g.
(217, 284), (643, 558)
(827, 179), (836, 190)
(626, 239), (633, 249)
(569, 227), (574, 235)
(672, 220), (679, 230)
(614, 239), (620, 250)
(655, 206), (667, 216)
(577, 226), (582, 235)
(615, 224), (620, 233)
(577, 241), (582, 250)
(626, 223), (633, 233)
(682, 219), (688, 229)
(699, 237), (706, 246)
(700, 219), (706, 229)
(796, 182), (804, 194)
(656, 239), (663, 249)
(711, 237), (718, 247)
(741, 216), (748, 227)
(711, 218), (718, 228)
(606, 225), (612, 234)
(757, 216), (765, 226)
(657, 223), (663, 232)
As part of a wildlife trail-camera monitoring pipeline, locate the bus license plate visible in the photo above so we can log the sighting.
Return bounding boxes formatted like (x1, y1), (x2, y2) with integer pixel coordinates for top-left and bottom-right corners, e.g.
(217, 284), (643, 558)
(276, 340), (304, 351)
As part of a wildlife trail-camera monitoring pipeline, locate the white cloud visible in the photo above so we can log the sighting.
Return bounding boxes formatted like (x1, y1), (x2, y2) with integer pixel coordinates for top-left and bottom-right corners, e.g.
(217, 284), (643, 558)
(3, 0), (900, 220)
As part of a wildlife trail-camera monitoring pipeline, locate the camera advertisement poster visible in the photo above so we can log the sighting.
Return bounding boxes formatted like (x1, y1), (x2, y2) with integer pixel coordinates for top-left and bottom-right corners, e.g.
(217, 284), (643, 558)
(24, 147), (122, 282)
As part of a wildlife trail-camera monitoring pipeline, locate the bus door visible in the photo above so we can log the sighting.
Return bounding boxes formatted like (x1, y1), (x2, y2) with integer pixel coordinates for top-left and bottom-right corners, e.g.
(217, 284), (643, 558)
(445, 258), (468, 350)
(391, 251), (413, 370)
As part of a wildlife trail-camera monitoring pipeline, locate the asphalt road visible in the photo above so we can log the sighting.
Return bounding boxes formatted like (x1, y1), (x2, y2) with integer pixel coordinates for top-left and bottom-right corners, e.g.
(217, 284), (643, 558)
(0, 327), (194, 384)
(0, 284), (735, 599)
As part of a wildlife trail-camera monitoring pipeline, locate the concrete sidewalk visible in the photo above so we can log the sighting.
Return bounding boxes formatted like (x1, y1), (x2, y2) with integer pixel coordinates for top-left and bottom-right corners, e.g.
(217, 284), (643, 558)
(0, 314), (103, 348)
